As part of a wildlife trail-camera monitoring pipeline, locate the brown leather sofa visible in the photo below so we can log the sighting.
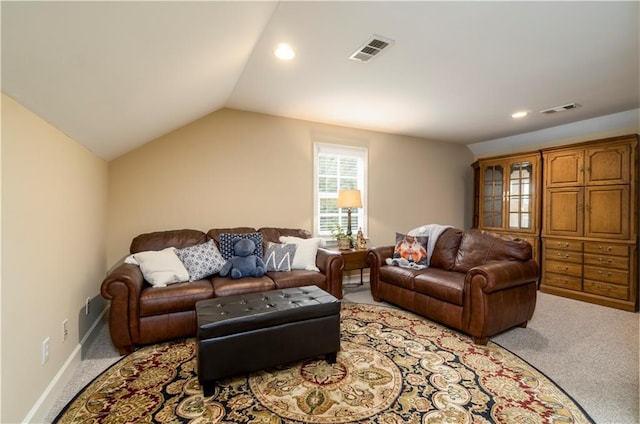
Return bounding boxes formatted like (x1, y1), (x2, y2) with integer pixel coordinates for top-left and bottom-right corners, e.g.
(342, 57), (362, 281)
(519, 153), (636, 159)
(367, 228), (539, 344)
(101, 227), (344, 355)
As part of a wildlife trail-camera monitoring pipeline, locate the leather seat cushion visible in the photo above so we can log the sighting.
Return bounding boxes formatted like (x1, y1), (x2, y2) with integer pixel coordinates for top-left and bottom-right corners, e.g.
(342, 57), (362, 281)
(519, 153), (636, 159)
(267, 270), (326, 290)
(196, 286), (339, 339)
(378, 265), (418, 290)
(139, 280), (214, 317)
(211, 276), (276, 297)
(414, 269), (465, 305)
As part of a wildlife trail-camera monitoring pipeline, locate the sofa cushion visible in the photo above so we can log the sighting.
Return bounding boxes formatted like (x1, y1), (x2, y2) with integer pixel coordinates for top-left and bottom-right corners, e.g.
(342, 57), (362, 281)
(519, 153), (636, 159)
(279, 236), (326, 271)
(132, 248), (190, 287)
(378, 265), (418, 291)
(211, 276), (276, 297)
(393, 233), (428, 267)
(267, 269), (326, 291)
(264, 242), (297, 272)
(175, 240), (227, 281)
(218, 232), (264, 260)
(139, 280), (214, 317)
(130, 229), (208, 254)
(453, 230), (533, 273)
(414, 268), (465, 305)
(430, 228), (464, 270)
(207, 227), (257, 247)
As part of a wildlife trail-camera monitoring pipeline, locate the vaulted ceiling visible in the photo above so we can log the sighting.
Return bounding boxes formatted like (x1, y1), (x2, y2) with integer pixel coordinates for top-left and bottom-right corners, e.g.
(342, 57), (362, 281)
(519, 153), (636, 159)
(2, 1), (638, 161)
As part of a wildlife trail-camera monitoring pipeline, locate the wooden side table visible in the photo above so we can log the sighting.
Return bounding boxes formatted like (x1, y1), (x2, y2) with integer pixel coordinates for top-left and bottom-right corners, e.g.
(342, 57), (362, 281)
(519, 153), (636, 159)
(334, 248), (369, 285)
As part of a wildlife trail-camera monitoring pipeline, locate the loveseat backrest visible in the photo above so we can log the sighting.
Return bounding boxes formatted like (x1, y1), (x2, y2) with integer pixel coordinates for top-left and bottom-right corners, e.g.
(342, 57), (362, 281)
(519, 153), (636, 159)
(430, 228), (464, 270)
(452, 229), (532, 273)
(130, 229), (209, 253)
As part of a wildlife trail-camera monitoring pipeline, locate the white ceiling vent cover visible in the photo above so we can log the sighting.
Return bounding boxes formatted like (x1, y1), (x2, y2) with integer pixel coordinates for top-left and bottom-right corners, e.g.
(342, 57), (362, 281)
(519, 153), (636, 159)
(540, 103), (580, 114)
(349, 34), (395, 63)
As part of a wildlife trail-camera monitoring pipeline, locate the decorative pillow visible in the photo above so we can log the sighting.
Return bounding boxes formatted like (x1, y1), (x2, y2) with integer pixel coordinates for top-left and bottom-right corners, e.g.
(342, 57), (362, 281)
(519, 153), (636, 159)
(393, 233), (429, 267)
(175, 239), (227, 281)
(218, 232), (263, 260)
(279, 236), (326, 272)
(131, 247), (189, 287)
(264, 242), (297, 272)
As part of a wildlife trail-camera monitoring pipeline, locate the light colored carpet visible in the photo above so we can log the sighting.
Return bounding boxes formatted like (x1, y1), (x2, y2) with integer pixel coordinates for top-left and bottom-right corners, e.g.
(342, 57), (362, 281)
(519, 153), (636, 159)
(45, 283), (639, 424)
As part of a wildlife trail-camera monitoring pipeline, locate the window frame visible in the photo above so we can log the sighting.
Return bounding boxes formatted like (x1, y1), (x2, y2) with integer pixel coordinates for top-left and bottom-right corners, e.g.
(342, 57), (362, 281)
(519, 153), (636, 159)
(313, 142), (368, 238)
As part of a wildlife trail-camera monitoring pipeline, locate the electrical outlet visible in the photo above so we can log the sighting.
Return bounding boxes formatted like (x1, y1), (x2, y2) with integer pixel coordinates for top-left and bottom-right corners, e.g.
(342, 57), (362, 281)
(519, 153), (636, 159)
(62, 319), (69, 342)
(85, 297), (91, 315)
(42, 337), (50, 365)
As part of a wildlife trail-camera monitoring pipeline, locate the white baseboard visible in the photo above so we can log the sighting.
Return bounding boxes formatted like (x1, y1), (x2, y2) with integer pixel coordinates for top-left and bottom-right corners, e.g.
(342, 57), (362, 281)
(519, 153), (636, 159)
(23, 306), (108, 423)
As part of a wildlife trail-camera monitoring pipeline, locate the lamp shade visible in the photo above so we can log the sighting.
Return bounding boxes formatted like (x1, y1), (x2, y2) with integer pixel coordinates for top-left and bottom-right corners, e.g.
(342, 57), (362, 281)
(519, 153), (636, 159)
(336, 190), (362, 208)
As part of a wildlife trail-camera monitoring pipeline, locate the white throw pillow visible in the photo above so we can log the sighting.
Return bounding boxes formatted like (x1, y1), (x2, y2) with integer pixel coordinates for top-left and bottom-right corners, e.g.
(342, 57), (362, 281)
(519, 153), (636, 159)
(132, 247), (190, 287)
(279, 236), (326, 272)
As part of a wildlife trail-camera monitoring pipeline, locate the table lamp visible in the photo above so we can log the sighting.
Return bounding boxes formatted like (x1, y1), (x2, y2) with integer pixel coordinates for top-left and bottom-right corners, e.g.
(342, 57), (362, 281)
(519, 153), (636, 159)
(336, 189), (362, 248)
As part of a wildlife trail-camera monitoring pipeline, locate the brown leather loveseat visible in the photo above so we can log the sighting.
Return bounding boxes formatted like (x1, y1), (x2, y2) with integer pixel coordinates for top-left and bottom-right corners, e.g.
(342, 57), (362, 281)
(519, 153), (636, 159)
(368, 228), (539, 344)
(101, 227), (344, 354)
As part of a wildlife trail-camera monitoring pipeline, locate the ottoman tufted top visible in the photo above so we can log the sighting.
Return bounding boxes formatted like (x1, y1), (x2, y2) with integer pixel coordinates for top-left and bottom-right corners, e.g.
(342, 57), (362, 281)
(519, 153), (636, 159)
(196, 286), (340, 339)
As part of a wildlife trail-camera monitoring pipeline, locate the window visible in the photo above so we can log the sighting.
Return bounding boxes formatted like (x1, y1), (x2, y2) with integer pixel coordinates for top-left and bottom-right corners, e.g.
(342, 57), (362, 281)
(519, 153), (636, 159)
(314, 142), (367, 237)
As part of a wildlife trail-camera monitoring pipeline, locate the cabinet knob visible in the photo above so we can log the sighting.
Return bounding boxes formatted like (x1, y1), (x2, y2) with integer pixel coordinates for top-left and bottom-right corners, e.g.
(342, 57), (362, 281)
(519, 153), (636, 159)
(597, 245), (613, 252)
(596, 271), (612, 278)
(597, 257), (612, 264)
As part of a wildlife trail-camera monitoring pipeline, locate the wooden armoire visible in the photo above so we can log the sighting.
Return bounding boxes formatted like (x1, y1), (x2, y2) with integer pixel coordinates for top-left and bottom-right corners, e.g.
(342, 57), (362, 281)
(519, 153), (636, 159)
(473, 134), (639, 311)
(541, 134), (638, 311)
(473, 152), (542, 265)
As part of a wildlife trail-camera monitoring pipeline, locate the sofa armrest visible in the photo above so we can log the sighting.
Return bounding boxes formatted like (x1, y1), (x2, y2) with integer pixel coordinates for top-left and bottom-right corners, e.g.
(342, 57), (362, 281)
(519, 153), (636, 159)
(367, 246), (394, 300)
(463, 259), (539, 344)
(316, 248), (345, 299)
(466, 260), (540, 294)
(100, 263), (145, 354)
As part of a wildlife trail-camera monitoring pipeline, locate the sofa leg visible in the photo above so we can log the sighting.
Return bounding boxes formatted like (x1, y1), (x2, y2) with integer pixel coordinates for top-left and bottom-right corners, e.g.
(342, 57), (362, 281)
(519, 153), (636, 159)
(519, 321), (528, 328)
(372, 296), (382, 302)
(325, 352), (337, 363)
(118, 345), (134, 356)
(473, 336), (489, 345)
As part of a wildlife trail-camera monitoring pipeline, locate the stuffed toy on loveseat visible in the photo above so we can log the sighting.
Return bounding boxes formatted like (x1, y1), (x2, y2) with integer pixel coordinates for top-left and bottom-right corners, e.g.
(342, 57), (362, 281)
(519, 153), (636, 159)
(101, 227), (344, 354)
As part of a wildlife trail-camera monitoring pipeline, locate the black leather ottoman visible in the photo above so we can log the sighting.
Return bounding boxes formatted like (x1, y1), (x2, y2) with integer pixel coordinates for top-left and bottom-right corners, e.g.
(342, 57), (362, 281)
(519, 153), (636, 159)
(196, 285), (341, 395)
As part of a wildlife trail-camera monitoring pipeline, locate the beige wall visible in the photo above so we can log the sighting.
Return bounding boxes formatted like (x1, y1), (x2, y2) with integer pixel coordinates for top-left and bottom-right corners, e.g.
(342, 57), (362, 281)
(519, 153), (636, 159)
(108, 108), (474, 266)
(1, 93), (108, 422)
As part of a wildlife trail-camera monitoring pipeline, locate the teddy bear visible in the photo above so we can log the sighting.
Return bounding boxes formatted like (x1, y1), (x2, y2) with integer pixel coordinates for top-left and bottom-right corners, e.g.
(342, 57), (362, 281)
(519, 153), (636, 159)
(218, 238), (266, 279)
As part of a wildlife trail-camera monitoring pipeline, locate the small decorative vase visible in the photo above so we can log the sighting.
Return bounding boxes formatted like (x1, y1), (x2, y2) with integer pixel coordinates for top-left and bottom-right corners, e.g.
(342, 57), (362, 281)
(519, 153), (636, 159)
(337, 238), (350, 250)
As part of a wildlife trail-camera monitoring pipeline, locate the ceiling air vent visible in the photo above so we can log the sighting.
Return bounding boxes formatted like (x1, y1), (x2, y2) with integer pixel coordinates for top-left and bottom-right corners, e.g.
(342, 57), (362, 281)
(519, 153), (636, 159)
(540, 103), (580, 114)
(349, 34), (395, 63)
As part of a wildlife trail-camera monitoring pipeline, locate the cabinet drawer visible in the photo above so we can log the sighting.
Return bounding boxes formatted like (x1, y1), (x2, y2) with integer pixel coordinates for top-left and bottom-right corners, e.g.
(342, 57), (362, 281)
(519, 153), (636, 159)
(583, 243), (629, 257)
(584, 280), (629, 300)
(583, 253), (628, 270)
(583, 266), (628, 285)
(545, 249), (583, 263)
(545, 260), (582, 277)
(544, 239), (582, 251)
(543, 273), (582, 291)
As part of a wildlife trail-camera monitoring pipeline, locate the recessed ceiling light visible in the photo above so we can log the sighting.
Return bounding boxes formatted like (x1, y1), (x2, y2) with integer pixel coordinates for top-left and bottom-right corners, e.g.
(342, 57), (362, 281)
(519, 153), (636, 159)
(511, 111), (528, 119)
(274, 43), (295, 60)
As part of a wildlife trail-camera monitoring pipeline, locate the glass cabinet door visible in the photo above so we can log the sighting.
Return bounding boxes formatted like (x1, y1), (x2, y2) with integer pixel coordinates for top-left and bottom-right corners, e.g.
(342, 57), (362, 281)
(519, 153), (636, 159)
(508, 161), (533, 230)
(482, 164), (504, 228)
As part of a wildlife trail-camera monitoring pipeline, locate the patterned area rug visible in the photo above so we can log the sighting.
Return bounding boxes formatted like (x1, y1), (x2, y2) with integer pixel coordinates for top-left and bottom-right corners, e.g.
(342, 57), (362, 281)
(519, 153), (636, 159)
(55, 303), (593, 423)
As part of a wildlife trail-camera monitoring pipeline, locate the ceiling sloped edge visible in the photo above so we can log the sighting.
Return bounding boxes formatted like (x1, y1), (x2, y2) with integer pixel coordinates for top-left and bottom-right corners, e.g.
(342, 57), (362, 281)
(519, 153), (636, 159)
(468, 109), (640, 159)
